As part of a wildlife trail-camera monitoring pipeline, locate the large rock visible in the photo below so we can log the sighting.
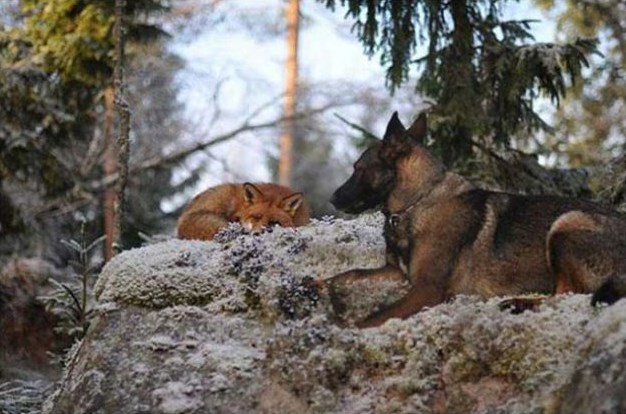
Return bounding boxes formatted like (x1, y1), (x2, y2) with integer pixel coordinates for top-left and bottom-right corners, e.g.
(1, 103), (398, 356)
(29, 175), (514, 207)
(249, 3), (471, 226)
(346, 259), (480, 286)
(43, 214), (626, 414)
(552, 301), (626, 414)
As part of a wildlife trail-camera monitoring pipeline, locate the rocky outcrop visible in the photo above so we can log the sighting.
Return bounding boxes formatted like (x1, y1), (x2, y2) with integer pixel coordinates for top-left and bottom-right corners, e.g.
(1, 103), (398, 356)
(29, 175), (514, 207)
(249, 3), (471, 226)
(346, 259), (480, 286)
(43, 214), (626, 414)
(552, 301), (626, 414)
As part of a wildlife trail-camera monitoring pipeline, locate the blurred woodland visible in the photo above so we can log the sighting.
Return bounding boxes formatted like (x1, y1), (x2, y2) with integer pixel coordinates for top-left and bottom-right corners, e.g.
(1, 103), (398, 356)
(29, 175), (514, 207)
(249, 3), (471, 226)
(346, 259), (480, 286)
(0, 0), (625, 386)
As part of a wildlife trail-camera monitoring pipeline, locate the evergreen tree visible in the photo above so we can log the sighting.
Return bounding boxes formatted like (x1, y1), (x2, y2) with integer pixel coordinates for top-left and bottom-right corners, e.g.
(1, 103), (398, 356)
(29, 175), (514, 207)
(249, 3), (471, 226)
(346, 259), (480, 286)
(534, 0), (626, 209)
(0, 1), (191, 261)
(319, 0), (597, 172)
(536, 0), (626, 168)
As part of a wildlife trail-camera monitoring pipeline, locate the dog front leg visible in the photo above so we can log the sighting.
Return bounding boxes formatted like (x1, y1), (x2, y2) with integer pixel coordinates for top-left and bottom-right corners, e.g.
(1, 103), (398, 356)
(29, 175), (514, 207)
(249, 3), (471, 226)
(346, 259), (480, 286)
(324, 265), (406, 321)
(356, 283), (445, 328)
(355, 242), (453, 328)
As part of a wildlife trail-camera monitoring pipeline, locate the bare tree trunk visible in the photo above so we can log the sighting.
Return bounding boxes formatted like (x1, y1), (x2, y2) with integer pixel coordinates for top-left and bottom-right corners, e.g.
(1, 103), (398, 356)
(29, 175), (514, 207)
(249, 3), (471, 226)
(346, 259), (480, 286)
(112, 0), (131, 258)
(102, 86), (116, 262)
(279, 0), (300, 187)
(102, 0), (130, 262)
(444, 0), (475, 166)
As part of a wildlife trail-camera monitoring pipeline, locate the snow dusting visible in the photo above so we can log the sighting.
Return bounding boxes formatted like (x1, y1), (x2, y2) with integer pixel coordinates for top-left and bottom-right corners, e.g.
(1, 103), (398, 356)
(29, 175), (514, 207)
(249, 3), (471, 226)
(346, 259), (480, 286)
(45, 214), (626, 414)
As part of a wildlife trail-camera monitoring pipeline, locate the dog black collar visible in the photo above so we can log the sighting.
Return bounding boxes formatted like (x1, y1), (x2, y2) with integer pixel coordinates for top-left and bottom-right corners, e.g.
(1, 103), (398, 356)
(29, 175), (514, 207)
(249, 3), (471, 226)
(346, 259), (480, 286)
(384, 173), (447, 228)
(384, 202), (417, 228)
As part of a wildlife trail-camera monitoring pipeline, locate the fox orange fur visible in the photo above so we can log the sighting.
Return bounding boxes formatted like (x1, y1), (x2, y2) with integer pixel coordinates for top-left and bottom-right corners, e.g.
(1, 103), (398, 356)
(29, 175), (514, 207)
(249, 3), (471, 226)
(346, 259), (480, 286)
(177, 183), (310, 241)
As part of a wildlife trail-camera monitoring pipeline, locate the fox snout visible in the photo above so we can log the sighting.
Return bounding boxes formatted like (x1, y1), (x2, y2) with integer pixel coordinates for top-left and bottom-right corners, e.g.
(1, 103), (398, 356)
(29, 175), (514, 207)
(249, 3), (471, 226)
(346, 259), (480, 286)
(240, 220), (272, 235)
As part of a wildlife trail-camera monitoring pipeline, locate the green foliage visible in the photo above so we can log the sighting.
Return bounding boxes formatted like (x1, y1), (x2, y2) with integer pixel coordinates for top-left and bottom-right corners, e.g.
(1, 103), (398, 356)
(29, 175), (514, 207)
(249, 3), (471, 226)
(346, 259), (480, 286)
(20, 1), (113, 84)
(0, 0), (190, 260)
(0, 29), (95, 196)
(536, 0), (626, 169)
(0, 0), (167, 198)
(319, 0), (599, 170)
(18, 0), (170, 85)
(41, 220), (104, 341)
(478, 38), (597, 144)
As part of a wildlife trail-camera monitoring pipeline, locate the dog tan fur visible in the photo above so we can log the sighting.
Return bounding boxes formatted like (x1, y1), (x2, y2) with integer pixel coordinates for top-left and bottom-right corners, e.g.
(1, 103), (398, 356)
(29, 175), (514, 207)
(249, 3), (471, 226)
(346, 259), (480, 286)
(326, 112), (626, 327)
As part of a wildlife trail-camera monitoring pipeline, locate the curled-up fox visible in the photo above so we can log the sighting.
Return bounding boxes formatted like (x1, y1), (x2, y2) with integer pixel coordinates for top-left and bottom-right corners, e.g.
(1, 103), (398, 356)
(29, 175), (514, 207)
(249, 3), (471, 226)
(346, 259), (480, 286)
(177, 182), (310, 241)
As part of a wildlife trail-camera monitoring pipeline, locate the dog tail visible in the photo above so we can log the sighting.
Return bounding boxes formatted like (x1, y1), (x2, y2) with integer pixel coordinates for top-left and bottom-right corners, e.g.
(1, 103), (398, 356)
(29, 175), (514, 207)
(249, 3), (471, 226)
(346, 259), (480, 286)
(591, 273), (626, 306)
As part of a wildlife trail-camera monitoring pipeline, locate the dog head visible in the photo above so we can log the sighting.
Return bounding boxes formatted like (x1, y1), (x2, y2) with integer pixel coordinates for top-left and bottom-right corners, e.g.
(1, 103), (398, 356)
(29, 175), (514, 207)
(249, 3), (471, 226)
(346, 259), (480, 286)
(330, 112), (427, 214)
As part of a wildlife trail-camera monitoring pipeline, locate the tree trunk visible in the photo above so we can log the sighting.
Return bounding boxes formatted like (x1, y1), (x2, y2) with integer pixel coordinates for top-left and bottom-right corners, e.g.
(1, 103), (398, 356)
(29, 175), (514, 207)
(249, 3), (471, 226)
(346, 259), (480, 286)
(102, 85), (117, 262)
(441, 0), (475, 167)
(279, 0), (300, 187)
(102, 0), (130, 263)
(113, 0), (131, 258)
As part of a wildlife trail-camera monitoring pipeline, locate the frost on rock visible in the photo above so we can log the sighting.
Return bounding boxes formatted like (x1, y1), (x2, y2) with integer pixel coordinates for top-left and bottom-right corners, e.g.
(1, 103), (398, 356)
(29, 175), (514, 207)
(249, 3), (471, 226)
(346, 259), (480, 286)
(94, 215), (388, 320)
(45, 307), (268, 414)
(46, 214), (626, 414)
(552, 299), (626, 414)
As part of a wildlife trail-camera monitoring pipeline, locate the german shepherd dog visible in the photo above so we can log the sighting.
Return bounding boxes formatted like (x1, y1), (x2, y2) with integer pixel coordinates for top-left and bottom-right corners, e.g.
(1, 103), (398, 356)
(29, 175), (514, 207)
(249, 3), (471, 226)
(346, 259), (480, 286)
(327, 112), (626, 328)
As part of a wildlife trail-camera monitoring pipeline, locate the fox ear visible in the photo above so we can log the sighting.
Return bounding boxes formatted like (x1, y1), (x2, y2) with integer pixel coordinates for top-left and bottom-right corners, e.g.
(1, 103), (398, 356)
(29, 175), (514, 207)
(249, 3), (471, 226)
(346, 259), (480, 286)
(281, 192), (303, 217)
(243, 183), (263, 205)
(406, 112), (427, 144)
(382, 111), (406, 142)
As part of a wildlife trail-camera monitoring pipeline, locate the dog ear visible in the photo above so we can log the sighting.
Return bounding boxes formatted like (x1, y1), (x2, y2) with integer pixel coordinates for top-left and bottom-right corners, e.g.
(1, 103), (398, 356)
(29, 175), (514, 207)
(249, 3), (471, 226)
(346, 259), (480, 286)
(243, 183), (264, 205)
(380, 112), (412, 162)
(280, 192), (303, 217)
(406, 112), (427, 144)
(382, 111), (406, 142)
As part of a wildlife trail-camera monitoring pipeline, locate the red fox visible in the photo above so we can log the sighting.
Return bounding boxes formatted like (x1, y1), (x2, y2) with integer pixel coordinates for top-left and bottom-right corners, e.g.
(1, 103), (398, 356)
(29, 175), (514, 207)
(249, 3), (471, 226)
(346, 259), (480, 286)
(177, 182), (310, 241)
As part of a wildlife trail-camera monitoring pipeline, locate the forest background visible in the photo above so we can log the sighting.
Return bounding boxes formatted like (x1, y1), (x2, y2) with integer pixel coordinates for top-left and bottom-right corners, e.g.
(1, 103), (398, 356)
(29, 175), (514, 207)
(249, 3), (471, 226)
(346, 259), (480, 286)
(0, 0), (625, 322)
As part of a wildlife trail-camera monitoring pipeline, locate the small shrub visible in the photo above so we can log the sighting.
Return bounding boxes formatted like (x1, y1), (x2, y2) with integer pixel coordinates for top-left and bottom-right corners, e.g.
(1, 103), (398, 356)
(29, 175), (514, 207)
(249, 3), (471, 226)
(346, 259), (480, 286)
(41, 220), (104, 344)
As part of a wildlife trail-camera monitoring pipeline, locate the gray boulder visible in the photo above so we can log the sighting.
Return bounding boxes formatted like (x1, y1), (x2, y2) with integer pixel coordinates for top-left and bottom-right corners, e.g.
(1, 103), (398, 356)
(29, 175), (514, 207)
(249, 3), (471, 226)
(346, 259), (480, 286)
(43, 214), (626, 414)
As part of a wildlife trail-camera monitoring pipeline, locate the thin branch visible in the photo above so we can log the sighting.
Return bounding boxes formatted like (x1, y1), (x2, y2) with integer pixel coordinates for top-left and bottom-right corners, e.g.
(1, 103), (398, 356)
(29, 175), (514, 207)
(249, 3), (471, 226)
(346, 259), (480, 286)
(32, 196), (94, 218)
(470, 138), (558, 186)
(334, 113), (378, 141)
(90, 102), (345, 191)
(34, 101), (352, 217)
(206, 77), (227, 130)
